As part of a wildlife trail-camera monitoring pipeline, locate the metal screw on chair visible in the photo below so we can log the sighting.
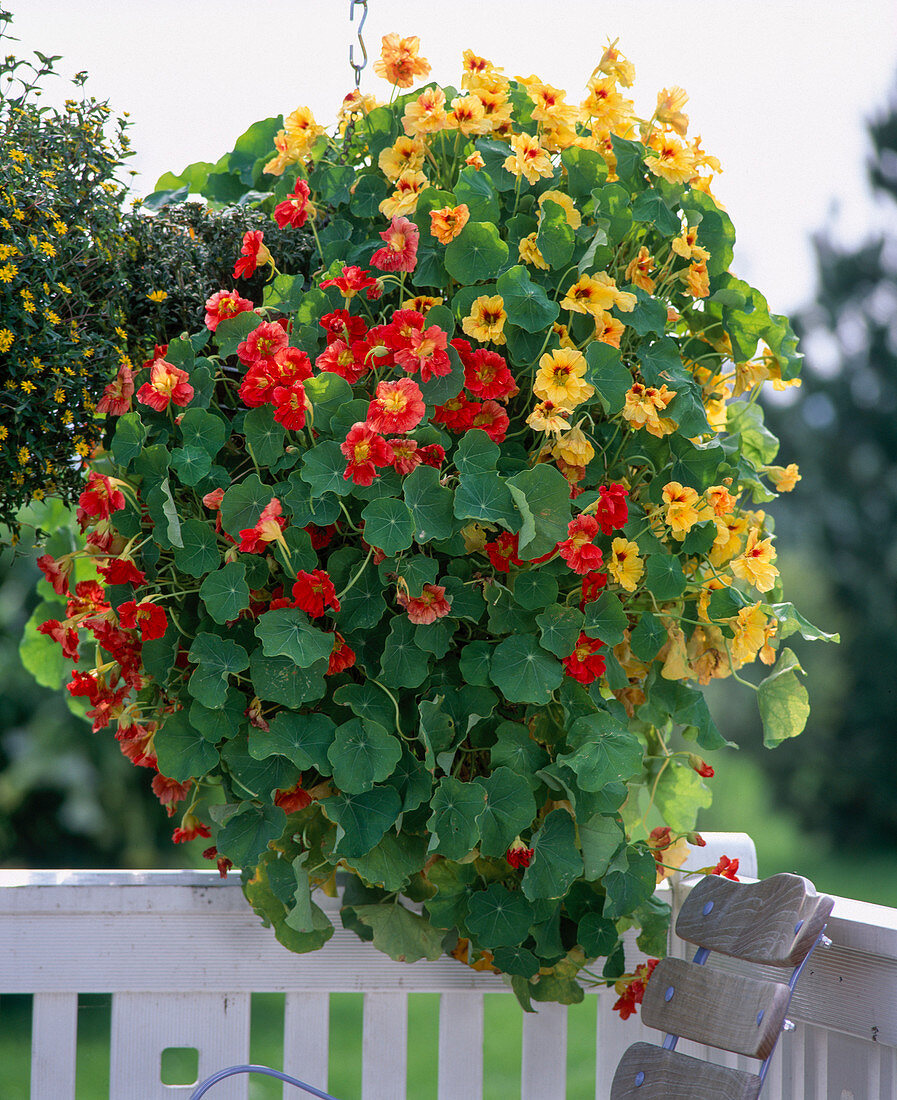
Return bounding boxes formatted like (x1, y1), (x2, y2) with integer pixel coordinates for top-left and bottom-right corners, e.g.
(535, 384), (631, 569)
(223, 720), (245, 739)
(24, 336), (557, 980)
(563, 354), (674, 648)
(820, 934), (833, 948)
(664, 986), (675, 1002)
(634, 1070), (645, 1087)
(702, 900), (714, 915)
(782, 1019), (796, 1032)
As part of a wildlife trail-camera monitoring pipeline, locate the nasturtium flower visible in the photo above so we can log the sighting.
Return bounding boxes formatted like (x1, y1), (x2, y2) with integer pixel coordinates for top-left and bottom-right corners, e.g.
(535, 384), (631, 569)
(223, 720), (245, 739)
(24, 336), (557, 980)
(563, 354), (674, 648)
(96, 558), (146, 586)
(378, 136), (426, 181)
(729, 603), (768, 666)
(429, 203), (470, 244)
(321, 264), (381, 300)
(465, 151), (486, 169)
(204, 290), (254, 332)
(434, 391), (477, 432)
(765, 463), (801, 492)
(559, 515), (603, 574)
(656, 86), (689, 136)
(622, 383), (677, 438)
(37, 553), (72, 595)
(593, 310), (625, 348)
(470, 399), (510, 442)
(593, 37), (636, 87)
(272, 380), (310, 431)
(136, 359), (194, 412)
(239, 498), (289, 554)
(670, 225), (709, 262)
(581, 76), (636, 132)
(444, 93), (489, 136)
(373, 33), (431, 89)
(662, 481), (707, 539)
(561, 272), (636, 316)
(518, 232), (548, 269)
(327, 633), (356, 676)
(274, 179), (316, 229)
(172, 815), (211, 845)
(396, 582), (452, 625)
(552, 424), (595, 467)
(237, 321), (289, 367)
(644, 133), (697, 184)
(401, 294), (443, 314)
(395, 324), (451, 383)
(533, 348), (593, 408)
(683, 260), (709, 298)
(118, 599), (168, 642)
(320, 308), (368, 345)
(705, 484), (737, 517)
(625, 246), (656, 293)
(461, 49), (503, 91)
(233, 230), (273, 280)
(505, 838), (534, 869)
(402, 87), (447, 137)
(366, 378), (426, 434)
(464, 348), (517, 401)
(502, 132), (554, 184)
(730, 528), (778, 593)
(608, 537), (644, 592)
(340, 422), (394, 486)
(462, 295), (507, 345)
(538, 189), (582, 229)
(97, 362), (134, 416)
(580, 568), (608, 605)
(379, 169), (430, 218)
(387, 438), (422, 475)
(291, 569), (340, 617)
(485, 532), (522, 573)
(371, 215), (420, 273)
(562, 631), (606, 684)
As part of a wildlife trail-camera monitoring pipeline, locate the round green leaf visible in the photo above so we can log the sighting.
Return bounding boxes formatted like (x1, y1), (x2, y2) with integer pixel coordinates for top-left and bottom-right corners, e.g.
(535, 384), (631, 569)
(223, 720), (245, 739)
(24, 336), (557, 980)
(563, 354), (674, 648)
(220, 474), (274, 539)
(582, 593), (628, 646)
(380, 615), (430, 688)
(490, 634), (563, 704)
(402, 465), (455, 543)
(111, 412), (146, 467)
(535, 203), (574, 268)
(557, 713), (644, 792)
(578, 912), (619, 957)
(507, 463), (572, 559)
(535, 604), (584, 658)
(427, 776), (485, 860)
(221, 734), (301, 799)
(513, 572), (558, 611)
(444, 220), (508, 283)
(465, 883), (533, 948)
(152, 710), (220, 782)
(360, 497), (415, 557)
(496, 264), (559, 331)
(187, 633), (249, 709)
(492, 945), (541, 978)
(585, 343), (632, 415)
(244, 404), (286, 464)
(248, 711), (336, 772)
(199, 561), (250, 624)
(300, 441), (354, 498)
(255, 608), (335, 668)
(522, 809), (583, 901)
(249, 650), (327, 708)
(322, 787), (402, 859)
(179, 407), (226, 458)
(173, 519), (220, 578)
(327, 718), (402, 794)
(474, 767), (537, 857)
(216, 803), (286, 868)
(644, 554), (687, 601)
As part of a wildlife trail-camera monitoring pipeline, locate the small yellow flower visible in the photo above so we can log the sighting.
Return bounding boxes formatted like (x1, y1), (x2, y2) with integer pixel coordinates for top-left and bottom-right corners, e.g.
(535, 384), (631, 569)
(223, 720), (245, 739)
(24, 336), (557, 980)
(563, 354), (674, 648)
(378, 136), (426, 181)
(56, 282), (72, 294)
(402, 87), (448, 137)
(730, 528), (778, 593)
(17, 446), (30, 464)
(20, 380), (36, 394)
(656, 86), (689, 136)
(683, 260), (709, 298)
(502, 132), (554, 185)
(379, 169), (429, 218)
(526, 400), (573, 434)
(729, 603), (768, 666)
(765, 463), (801, 492)
(625, 246), (656, 293)
(552, 423), (595, 467)
(462, 295), (507, 345)
(146, 290), (169, 303)
(46, 310), (62, 325)
(661, 481), (708, 539)
(0, 263), (18, 282)
(39, 241), (57, 258)
(608, 537), (643, 592)
(0, 328), (14, 353)
(561, 272), (636, 317)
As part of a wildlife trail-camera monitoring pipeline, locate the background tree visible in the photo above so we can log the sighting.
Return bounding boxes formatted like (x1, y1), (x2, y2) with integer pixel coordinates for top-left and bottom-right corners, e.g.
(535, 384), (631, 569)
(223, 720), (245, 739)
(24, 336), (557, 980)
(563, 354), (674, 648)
(755, 82), (897, 847)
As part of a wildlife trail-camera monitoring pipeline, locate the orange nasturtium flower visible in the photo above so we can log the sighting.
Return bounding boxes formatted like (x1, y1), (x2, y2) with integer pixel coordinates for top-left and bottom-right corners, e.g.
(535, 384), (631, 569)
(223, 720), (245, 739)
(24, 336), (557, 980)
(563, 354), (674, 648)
(518, 233), (548, 269)
(373, 33), (431, 89)
(730, 528), (779, 593)
(644, 133), (697, 184)
(561, 272), (636, 317)
(625, 246), (656, 293)
(402, 87), (448, 137)
(655, 86), (689, 136)
(622, 383), (677, 438)
(378, 136), (426, 181)
(379, 170), (429, 219)
(429, 204), (470, 244)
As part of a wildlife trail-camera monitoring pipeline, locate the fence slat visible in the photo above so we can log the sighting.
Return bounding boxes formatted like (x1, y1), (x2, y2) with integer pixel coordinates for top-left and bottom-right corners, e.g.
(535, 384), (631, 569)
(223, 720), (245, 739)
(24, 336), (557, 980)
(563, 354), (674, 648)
(362, 992), (407, 1100)
(284, 992), (329, 1097)
(437, 992), (483, 1100)
(109, 992), (250, 1100)
(522, 1001), (567, 1099)
(31, 992), (78, 1097)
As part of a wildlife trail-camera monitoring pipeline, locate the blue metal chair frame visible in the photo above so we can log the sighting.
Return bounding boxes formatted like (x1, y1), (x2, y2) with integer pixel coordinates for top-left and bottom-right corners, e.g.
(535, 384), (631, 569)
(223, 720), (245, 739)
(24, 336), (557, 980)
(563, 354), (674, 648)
(189, 1064), (342, 1099)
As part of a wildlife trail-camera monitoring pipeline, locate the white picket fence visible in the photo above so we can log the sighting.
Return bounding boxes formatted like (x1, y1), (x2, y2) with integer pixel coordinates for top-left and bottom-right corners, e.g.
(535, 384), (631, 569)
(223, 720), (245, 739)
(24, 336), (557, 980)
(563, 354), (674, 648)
(1, 833), (896, 1099)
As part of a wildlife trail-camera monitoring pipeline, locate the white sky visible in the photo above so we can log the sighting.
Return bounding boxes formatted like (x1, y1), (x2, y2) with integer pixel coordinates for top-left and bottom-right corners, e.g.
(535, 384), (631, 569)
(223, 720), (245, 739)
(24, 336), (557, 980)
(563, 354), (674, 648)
(9, 0), (897, 318)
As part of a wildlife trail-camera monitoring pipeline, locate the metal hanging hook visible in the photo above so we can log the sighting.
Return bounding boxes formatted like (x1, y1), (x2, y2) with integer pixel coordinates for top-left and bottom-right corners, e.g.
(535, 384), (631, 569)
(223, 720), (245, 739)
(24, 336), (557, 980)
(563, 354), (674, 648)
(348, 0), (368, 89)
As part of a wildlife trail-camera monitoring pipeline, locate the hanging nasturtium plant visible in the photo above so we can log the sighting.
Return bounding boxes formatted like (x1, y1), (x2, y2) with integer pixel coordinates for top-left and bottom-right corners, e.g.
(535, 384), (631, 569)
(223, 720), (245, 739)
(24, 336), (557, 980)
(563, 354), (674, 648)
(26, 34), (837, 1009)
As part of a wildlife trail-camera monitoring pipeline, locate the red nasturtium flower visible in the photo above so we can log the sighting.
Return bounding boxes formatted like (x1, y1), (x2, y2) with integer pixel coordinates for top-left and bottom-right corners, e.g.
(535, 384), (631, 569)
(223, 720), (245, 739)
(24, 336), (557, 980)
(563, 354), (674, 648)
(613, 959), (659, 1019)
(238, 498), (289, 554)
(96, 362), (135, 416)
(387, 438), (422, 475)
(96, 558), (147, 586)
(136, 359), (194, 412)
(172, 813), (212, 844)
(394, 323), (451, 383)
(396, 582), (452, 624)
(274, 783), (313, 814)
(203, 846), (234, 879)
(321, 264), (381, 300)
(341, 422), (394, 486)
(485, 532), (522, 573)
(371, 215), (420, 272)
(274, 179), (315, 229)
(37, 618), (80, 660)
(366, 378), (426, 434)
(233, 229), (273, 279)
(562, 631), (606, 684)
(580, 568), (608, 605)
(152, 774), (192, 815)
(327, 632), (356, 675)
(319, 309), (368, 344)
(506, 838), (534, 868)
(291, 570), (341, 617)
(711, 855), (739, 880)
(272, 380), (310, 430)
(558, 515), (604, 574)
(594, 482), (629, 534)
(463, 349), (518, 401)
(37, 553), (72, 595)
(316, 338), (372, 385)
(470, 399), (510, 442)
(419, 443), (446, 468)
(237, 321), (289, 367)
(203, 290), (254, 332)
(77, 473), (126, 528)
(690, 754), (715, 778)
(118, 600), (168, 642)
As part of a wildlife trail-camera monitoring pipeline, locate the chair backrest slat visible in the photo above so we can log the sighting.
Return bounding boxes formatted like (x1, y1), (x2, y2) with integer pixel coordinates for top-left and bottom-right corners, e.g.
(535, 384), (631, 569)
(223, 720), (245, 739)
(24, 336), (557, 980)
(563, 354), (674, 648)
(610, 1043), (762, 1099)
(640, 957), (791, 1059)
(675, 874), (834, 966)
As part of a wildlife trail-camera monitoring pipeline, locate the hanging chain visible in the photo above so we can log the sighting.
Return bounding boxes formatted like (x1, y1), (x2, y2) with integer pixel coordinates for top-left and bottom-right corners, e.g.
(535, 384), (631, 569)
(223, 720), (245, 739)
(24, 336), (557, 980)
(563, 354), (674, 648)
(348, 0), (368, 88)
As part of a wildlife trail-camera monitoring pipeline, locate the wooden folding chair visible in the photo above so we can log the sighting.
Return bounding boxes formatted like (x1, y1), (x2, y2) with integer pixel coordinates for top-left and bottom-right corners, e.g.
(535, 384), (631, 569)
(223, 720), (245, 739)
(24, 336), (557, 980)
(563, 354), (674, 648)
(610, 872), (834, 1099)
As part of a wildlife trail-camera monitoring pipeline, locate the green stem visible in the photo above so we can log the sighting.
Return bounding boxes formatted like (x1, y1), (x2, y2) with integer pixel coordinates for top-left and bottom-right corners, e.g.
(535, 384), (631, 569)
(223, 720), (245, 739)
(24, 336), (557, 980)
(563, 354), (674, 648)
(336, 545), (373, 600)
(370, 677), (404, 739)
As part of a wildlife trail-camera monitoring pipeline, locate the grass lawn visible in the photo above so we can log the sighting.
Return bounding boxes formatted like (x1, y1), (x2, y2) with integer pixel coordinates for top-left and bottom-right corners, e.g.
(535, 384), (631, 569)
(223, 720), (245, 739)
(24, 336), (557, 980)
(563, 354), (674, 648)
(0, 991), (600, 1098)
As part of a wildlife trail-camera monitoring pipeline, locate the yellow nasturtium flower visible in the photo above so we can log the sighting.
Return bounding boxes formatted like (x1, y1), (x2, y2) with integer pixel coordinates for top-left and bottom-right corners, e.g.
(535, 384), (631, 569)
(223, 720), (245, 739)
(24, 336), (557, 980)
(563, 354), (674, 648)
(533, 348), (593, 408)
(462, 295), (507, 345)
(378, 136), (426, 182)
(502, 133), (554, 185)
(730, 529), (778, 593)
(608, 537), (644, 592)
